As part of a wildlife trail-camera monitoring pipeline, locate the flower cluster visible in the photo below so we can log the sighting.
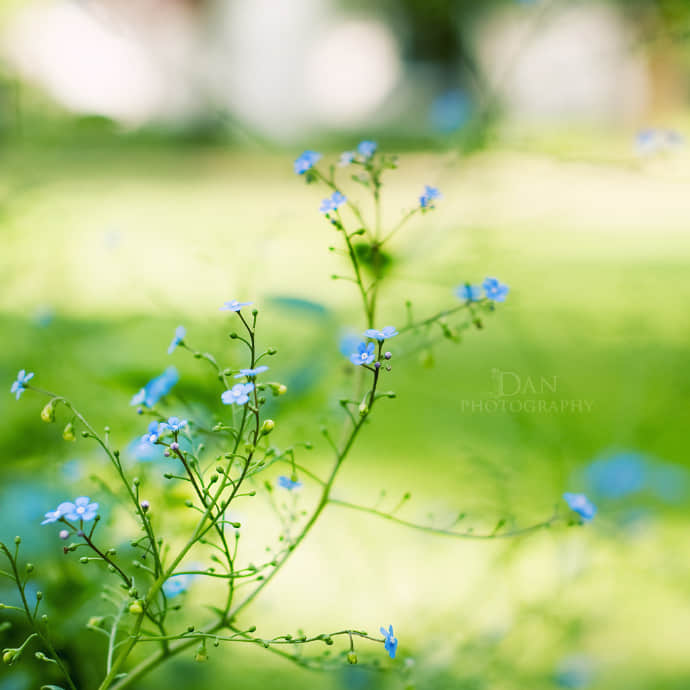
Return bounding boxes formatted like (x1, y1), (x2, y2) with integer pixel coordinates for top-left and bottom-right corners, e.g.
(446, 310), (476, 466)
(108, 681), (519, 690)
(419, 185), (441, 209)
(320, 191), (347, 214)
(349, 326), (398, 367)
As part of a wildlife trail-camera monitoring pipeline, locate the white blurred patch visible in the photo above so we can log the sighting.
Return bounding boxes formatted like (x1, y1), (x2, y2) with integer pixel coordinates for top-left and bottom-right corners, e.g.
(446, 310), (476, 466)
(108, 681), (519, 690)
(304, 19), (401, 127)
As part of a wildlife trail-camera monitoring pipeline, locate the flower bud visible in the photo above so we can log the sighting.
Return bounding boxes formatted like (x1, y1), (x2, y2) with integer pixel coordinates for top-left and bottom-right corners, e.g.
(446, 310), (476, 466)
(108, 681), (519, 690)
(194, 643), (208, 663)
(347, 652), (358, 664)
(129, 601), (143, 615)
(359, 402), (368, 417)
(62, 422), (76, 441)
(260, 419), (275, 436)
(40, 400), (56, 423)
(2, 648), (18, 665)
(88, 616), (105, 629)
(59, 529), (69, 540)
(140, 500), (150, 512)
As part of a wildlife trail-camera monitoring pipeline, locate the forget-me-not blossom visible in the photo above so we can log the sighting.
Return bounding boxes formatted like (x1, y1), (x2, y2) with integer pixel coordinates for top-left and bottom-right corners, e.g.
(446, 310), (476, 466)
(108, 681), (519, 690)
(221, 383), (254, 406)
(277, 476), (302, 491)
(419, 185), (442, 208)
(294, 150), (322, 174)
(167, 326), (186, 355)
(130, 367), (179, 408)
(11, 370), (34, 400)
(350, 342), (376, 366)
(380, 625), (398, 659)
(357, 141), (377, 159)
(220, 300), (252, 312)
(482, 277), (509, 302)
(455, 284), (482, 302)
(563, 493), (597, 521)
(364, 326), (398, 341)
(320, 191), (347, 214)
(235, 366), (269, 379)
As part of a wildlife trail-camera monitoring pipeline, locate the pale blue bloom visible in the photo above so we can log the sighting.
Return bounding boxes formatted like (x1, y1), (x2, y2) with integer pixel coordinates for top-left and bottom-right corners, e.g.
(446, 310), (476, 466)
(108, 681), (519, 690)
(350, 342), (375, 366)
(380, 625), (398, 659)
(364, 326), (398, 341)
(41, 501), (74, 525)
(220, 300), (252, 312)
(130, 367), (179, 408)
(563, 493), (596, 521)
(339, 151), (355, 166)
(221, 383), (254, 406)
(277, 476), (302, 491)
(482, 277), (509, 302)
(43, 497), (98, 524)
(235, 366), (269, 379)
(166, 417), (188, 433)
(320, 191), (347, 214)
(419, 185), (442, 208)
(455, 284), (482, 301)
(167, 326), (186, 355)
(11, 370), (34, 400)
(358, 140), (377, 159)
(294, 150), (322, 174)
(143, 421), (167, 444)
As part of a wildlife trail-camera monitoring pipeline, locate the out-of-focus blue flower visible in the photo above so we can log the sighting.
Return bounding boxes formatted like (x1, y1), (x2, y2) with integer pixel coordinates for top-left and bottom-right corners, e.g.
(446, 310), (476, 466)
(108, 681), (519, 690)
(350, 342), (375, 366)
(647, 462), (688, 503)
(455, 284), (482, 302)
(482, 277), (509, 302)
(584, 453), (646, 499)
(555, 654), (595, 688)
(277, 475), (302, 491)
(380, 625), (398, 659)
(339, 151), (355, 166)
(419, 185), (442, 208)
(430, 89), (471, 133)
(635, 128), (684, 156)
(235, 366), (269, 379)
(130, 367), (179, 408)
(11, 370), (34, 400)
(162, 565), (202, 598)
(339, 330), (362, 357)
(166, 417), (188, 433)
(294, 150), (322, 174)
(221, 383), (254, 406)
(320, 191), (347, 214)
(563, 493), (596, 521)
(357, 141), (377, 159)
(220, 300), (252, 312)
(129, 437), (164, 462)
(364, 326), (398, 341)
(167, 326), (186, 355)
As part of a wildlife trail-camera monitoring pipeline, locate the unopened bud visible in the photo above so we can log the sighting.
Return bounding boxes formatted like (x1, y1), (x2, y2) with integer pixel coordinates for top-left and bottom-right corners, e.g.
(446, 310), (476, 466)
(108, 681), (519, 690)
(260, 419), (275, 435)
(3, 649), (18, 665)
(140, 500), (150, 512)
(384, 351), (392, 360)
(40, 400), (56, 423)
(62, 422), (76, 441)
(128, 601), (143, 615)
(59, 530), (69, 540)
(347, 652), (358, 664)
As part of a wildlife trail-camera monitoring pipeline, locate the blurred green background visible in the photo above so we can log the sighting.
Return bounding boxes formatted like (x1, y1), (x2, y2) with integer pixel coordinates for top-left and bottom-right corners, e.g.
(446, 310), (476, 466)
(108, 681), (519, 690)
(1, 1), (690, 689)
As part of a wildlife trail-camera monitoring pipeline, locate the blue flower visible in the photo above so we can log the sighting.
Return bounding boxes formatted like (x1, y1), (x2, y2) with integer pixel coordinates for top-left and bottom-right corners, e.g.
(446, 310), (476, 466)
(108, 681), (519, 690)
(11, 370), (34, 400)
(563, 493), (597, 521)
(234, 366), (269, 379)
(221, 382), (254, 406)
(380, 625), (398, 659)
(220, 300), (252, 312)
(166, 417), (188, 433)
(43, 497), (99, 524)
(143, 421), (167, 444)
(339, 151), (355, 166)
(294, 150), (322, 175)
(277, 475), (302, 491)
(167, 326), (186, 355)
(320, 191), (347, 214)
(130, 367), (179, 408)
(482, 277), (509, 302)
(419, 185), (442, 208)
(350, 342), (375, 366)
(162, 565), (202, 598)
(455, 284), (482, 302)
(41, 501), (74, 525)
(357, 140), (377, 159)
(364, 326), (398, 341)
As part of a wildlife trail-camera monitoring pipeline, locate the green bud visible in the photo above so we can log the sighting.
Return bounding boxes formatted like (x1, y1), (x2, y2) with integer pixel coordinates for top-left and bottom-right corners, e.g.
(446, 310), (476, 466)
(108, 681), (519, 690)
(260, 419), (275, 436)
(87, 616), (105, 629)
(347, 652), (358, 664)
(40, 400), (56, 423)
(3, 648), (18, 665)
(62, 422), (76, 441)
(25, 563), (34, 573)
(128, 601), (143, 615)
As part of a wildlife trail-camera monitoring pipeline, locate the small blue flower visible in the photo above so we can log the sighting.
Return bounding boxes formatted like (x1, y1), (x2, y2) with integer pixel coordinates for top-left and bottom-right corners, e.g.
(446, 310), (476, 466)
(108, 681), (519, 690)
(220, 300), (252, 312)
(277, 475), (302, 491)
(455, 284), (482, 302)
(563, 493), (597, 521)
(130, 367), (179, 408)
(167, 325), (186, 355)
(44, 497), (98, 524)
(294, 150), (322, 175)
(162, 565), (202, 598)
(143, 421), (167, 444)
(320, 191), (347, 214)
(482, 277), (509, 302)
(357, 140), (377, 159)
(339, 151), (355, 166)
(380, 625), (398, 659)
(364, 326), (398, 341)
(419, 185), (442, 208)
(350, 342), (375, 366)
(11, 370), (34, 400)
(166, 417), (188, 433)
(41, 501), (74, 525)
(221, 383), (254, 406)
(234, 366), (269, 379)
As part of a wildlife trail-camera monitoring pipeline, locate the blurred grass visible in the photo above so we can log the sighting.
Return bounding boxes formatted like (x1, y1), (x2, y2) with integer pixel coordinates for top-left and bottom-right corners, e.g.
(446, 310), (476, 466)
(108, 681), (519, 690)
(1, 140), (689, 689)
